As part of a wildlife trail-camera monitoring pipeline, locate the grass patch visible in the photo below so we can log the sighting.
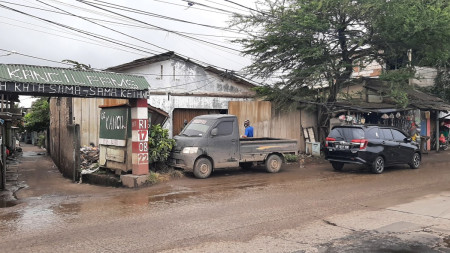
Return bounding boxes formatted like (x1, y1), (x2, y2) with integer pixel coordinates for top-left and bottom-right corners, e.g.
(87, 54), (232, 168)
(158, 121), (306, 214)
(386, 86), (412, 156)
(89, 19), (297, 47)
(147, 163), (184, 185)
(284, 154), (299, 163)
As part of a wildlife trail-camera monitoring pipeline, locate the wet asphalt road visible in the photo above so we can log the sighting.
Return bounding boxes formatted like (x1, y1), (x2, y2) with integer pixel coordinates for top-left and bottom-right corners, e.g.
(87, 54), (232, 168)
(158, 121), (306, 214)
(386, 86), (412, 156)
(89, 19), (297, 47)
(0, 144), (450, 252)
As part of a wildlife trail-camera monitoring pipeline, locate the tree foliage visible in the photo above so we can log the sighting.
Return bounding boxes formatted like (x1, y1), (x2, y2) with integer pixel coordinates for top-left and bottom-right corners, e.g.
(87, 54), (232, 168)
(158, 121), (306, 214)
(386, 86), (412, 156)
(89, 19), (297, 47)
(23, 98), (49, 132)
(232, 0), (450, 139)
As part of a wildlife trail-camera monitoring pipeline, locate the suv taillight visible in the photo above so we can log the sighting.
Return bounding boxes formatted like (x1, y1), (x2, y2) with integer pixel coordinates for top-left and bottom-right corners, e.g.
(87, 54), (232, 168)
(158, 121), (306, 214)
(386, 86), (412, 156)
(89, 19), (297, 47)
(325, 137), (336, 147)
(351, 139), (368, 150)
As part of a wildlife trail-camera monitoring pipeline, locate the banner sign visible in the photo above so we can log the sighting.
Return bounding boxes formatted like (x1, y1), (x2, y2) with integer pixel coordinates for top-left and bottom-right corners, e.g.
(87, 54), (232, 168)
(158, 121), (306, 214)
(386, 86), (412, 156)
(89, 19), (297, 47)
(0, 64), (149, 99)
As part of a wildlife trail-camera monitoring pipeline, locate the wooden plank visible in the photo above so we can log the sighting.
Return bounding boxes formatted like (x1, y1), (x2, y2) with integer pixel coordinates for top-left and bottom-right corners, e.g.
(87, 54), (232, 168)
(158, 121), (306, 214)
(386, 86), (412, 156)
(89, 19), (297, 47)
(106, 147), (126, 163)
(80, 98), (90, 147)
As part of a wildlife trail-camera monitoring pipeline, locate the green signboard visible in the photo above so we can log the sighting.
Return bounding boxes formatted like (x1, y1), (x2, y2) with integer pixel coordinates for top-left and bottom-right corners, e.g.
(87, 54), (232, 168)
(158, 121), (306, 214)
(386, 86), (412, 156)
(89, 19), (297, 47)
(99, 107), (129, 146)
(0, 64), (149, 99)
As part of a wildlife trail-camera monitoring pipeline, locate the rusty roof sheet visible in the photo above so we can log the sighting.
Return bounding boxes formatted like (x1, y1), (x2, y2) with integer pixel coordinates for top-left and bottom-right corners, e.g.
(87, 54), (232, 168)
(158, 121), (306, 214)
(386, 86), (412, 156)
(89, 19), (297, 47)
(364, 79), (450, 111)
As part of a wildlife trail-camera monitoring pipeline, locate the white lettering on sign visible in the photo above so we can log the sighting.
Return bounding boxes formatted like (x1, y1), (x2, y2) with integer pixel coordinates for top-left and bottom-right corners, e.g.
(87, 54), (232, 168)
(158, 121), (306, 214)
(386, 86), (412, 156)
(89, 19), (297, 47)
(0, 82), (149, 99)
(139, 142), (148, 152)
(105, 115), (126, 130)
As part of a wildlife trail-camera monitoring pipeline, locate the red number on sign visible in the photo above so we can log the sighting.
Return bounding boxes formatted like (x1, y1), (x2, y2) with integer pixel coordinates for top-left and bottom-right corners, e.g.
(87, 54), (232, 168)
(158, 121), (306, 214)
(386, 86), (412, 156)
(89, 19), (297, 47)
(138, 153), (148, 164)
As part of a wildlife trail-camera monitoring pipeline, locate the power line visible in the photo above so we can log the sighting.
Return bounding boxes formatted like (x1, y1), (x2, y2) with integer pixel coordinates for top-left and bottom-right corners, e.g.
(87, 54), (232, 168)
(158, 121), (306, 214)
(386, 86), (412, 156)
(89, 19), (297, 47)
(79, 0), (243, 34)
(36, 0), (169, 54)
(0, 19), (148, 57)
(151, 0), (229, 15)
(0, 48), (73, 66)
(1, 1), (243, 39)
(0, 4), (163, 56)
(223, 0), (269, 16)
(204, 0), (249, 13)
(77, 0), (243, 53)
(179, 0), (242, 15)
(0, 2), (250, 76)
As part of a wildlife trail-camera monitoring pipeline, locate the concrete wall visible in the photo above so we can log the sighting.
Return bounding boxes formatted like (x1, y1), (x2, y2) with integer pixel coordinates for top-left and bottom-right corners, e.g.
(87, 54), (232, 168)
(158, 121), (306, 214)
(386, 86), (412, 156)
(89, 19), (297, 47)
(412, 67), (437, 88)
(49, 97), (80, 181)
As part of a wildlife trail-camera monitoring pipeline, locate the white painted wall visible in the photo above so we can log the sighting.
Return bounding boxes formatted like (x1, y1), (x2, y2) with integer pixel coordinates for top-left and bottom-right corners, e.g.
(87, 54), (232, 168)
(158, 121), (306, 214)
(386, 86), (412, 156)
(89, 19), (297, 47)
(118, 57), (256, 137)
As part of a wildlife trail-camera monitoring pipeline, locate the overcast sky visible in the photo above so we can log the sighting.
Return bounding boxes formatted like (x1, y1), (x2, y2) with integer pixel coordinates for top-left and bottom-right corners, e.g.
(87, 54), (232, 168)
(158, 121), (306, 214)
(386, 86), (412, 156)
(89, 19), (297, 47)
(0, 0), (259, 107)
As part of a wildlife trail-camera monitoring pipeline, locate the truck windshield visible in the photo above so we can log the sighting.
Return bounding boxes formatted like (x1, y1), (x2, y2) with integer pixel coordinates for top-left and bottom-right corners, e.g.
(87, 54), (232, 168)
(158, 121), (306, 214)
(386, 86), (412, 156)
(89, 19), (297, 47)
(181, 118), (215, 137)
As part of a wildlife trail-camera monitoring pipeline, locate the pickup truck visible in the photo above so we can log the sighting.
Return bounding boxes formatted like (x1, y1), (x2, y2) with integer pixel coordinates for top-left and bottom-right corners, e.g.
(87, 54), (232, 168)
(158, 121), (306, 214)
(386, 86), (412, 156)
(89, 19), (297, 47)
(169, 114), (298, 178)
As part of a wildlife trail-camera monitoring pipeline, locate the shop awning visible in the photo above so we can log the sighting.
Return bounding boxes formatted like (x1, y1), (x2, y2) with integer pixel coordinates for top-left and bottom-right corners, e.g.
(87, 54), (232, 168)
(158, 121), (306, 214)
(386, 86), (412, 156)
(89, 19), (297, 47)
(0, 64), (149, 99)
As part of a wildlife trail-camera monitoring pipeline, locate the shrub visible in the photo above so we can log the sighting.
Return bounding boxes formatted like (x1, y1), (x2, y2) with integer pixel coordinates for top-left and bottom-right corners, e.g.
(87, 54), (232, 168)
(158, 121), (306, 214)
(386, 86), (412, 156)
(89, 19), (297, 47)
(148, 124), (176, 164)
(37, 134), (46, 148)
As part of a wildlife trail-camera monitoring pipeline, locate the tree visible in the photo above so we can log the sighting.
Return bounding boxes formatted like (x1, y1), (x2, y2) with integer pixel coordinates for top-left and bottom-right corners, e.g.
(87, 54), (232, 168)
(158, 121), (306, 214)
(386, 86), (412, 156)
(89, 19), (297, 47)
(23, 98), (49, 132)
(62, 59), (92, 70)
(232, 0), (450, 141)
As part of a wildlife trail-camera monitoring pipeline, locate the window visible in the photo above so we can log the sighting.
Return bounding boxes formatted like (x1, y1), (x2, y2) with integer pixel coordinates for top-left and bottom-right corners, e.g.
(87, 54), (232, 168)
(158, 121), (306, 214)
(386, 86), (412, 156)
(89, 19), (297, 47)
(182, 119), (215, 137)
(380, 129), (393, 140)
(392, 129), (406, 141)
(215, 121), (233, 136)
(328, 127), (364, 141)
(366, 128), (380, 139)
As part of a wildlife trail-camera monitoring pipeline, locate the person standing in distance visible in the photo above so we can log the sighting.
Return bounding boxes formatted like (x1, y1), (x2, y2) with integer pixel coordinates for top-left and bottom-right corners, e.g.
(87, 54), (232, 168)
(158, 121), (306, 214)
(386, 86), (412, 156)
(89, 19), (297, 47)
(242, 119), (254, 138)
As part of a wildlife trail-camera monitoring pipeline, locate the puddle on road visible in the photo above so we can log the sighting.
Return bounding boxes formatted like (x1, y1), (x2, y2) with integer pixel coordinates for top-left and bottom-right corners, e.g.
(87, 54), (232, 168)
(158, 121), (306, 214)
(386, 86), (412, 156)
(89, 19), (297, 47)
(21, 151), (46, 158)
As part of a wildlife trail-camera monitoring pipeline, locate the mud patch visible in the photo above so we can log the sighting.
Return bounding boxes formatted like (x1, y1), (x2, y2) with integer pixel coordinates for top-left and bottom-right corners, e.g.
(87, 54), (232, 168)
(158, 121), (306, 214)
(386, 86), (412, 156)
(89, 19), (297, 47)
(0, 199), (17, 208)
(444, 235), (450, 248)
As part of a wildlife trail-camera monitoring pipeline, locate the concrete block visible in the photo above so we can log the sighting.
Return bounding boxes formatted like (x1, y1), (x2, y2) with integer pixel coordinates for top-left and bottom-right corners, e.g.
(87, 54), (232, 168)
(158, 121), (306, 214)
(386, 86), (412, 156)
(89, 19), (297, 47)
(120, 174), (148, 188)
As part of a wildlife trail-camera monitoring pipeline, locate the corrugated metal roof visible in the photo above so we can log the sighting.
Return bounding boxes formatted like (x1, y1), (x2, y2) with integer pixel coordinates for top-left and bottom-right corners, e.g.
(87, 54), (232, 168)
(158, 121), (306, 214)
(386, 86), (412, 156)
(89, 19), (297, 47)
(365, 80), (450, 111)
(105, 52), (259, 88)
(0, 64), (149, 90)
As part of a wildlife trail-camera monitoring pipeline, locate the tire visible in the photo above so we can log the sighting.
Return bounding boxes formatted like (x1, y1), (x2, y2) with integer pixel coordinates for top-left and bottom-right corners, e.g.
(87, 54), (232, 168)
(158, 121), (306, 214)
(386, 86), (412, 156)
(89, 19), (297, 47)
(239, 162), (253, 170)
(331, 162), (344, 171)
(409, 152), (421, 169)
(265, 154), (282, 173)
(193, 158), (212, 179)
(371, 156), (384, 174)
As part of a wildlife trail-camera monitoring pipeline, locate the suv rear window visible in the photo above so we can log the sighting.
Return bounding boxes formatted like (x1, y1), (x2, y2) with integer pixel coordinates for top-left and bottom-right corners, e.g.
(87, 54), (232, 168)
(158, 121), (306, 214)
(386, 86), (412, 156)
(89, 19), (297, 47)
(329, 127), (365, 141)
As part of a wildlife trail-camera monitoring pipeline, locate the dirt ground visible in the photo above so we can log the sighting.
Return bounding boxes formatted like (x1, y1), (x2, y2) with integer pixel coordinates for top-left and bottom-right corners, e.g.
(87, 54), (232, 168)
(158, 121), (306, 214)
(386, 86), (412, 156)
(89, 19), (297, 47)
(0, 143), (449, 252)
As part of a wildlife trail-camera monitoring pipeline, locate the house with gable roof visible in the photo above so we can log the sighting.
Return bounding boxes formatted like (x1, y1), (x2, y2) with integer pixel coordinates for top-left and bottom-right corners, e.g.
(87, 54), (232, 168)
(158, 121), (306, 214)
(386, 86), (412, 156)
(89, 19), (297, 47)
(106, 51), (257, 137)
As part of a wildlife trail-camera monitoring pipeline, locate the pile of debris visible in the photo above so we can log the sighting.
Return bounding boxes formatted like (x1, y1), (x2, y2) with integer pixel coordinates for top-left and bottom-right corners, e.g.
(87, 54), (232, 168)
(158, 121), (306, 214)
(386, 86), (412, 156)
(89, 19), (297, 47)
(80, 146), (99, 171)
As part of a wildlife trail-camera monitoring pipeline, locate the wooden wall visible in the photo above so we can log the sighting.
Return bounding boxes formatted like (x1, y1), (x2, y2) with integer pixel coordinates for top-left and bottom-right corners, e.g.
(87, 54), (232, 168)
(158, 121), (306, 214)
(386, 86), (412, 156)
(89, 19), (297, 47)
(228, 101), (317, 152)
(172, 108), (221, 136)
(72, 98), (127, 147)
(49, 97), (80, 181)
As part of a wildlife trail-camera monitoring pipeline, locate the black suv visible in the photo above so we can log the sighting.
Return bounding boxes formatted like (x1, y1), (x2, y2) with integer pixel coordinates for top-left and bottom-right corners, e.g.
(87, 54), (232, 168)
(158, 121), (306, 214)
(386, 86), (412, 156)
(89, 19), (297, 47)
(325, 125), (421, 174)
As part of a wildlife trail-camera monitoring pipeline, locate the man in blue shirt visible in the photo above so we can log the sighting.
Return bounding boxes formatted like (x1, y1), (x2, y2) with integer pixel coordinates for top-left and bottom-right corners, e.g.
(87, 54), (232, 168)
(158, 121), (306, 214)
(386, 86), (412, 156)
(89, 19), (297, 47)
(243, 119), (254, 138)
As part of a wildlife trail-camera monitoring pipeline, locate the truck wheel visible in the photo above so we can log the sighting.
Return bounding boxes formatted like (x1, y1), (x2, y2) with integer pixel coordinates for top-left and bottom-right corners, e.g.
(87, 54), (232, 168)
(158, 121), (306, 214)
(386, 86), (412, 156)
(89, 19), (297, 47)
(193, 158), (212, 179)
(371, 156), (384, 174)
(331, 162), (344, 171)
(265, 154), (282, 173)
(239, 162), (253, 170)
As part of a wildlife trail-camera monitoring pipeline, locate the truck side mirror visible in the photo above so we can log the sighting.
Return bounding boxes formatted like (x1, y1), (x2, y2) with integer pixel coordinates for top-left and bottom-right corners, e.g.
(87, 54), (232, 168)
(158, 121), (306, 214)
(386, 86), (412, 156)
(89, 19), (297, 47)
(211, 128), (218, 136)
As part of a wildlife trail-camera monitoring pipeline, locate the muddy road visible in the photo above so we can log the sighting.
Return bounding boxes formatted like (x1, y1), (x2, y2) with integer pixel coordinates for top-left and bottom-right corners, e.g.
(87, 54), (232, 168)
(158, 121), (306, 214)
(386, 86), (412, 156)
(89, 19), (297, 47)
(1, 144), (450, 252)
